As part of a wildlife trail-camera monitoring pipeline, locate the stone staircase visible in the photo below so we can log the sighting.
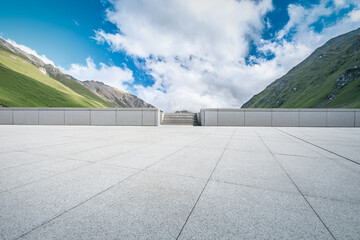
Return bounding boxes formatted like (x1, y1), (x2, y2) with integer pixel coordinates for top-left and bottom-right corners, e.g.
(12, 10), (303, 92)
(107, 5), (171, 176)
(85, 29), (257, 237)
(162, 113), (200, 126)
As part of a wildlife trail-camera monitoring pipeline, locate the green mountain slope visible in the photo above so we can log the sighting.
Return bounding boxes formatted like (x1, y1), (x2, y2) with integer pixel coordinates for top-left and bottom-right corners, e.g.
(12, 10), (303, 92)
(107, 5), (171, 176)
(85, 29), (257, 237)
(242, 28), (360, 109)
(0, 43), (112, 107)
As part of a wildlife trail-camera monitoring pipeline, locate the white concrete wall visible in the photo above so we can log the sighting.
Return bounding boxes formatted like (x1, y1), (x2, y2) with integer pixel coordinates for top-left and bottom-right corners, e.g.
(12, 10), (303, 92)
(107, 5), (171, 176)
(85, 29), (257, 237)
(204, 109), (218, 126)
(272, 109), (299, 127)
(218, 109), (245, 126)
(1, 108), (357, 127)
(299, 109), (327, 127)
(143, 110), (157, 126)
(356, 110), (360, 127)
(13, 108), (39, 125)
(200, 110), (205, 126)
(0, 108), (159, 126)
(244, 109), (272, 126)
(117, 109), (142, 126)
(0, 109), (13, 125)
(201, 108), (358, 127)
(39, 109), (65, 125)
(91, 109), (116, 126)
(326, 109), (355, 127)
(65, 109), (91, 125)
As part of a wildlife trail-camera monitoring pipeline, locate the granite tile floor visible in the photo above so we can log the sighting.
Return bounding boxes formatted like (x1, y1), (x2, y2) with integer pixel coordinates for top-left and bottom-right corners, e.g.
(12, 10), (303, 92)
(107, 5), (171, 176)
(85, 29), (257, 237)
(0, 125), (359, 240)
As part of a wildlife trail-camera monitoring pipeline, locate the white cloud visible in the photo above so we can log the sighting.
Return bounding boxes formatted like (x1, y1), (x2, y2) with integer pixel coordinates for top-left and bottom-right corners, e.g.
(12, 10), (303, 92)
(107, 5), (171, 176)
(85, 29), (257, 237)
(95, 0), (360, 112)
(333, 0), (346, 7)
(349, 9), (360, 21)
(5, 39), (55, 66)
(96, 0), (272, 62)
(63, 57), (134, 91)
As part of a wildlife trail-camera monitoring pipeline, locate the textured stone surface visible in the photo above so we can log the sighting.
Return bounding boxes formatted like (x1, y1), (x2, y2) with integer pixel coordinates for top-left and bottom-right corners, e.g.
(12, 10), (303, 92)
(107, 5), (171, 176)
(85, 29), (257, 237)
(21, 171), (206, 240)
(0, 125), (359, 239)
(307, 197), (360, 240)
(178, 181), (333, 240)
(212, 150), (298, 193)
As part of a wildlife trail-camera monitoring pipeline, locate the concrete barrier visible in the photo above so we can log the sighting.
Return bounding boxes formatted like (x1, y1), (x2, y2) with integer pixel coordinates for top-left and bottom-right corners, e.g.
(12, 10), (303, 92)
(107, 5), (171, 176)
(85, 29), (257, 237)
(356, 110), (360, 127)
(217, 109), (245, 126)
(200, 110), (205, 126)
(13, 108), (39, 125)
(204, 109), (218, 126)
(244, 109), (272, 127)
(1, 108), (358, 127)
(299, 109), (327, 127)
(326, 109), (355, 127)
(0, 109), (13, 125)
(0, 108), (159, 126)
(65, 109), (91, 125)
(91, 109), (116, 126)
(201, 108), (358, 127)
(143, 110), (157, 126)
(117, 109), (142, 126)
(39, 109), (65, 125)
(272, 109), (299, 127)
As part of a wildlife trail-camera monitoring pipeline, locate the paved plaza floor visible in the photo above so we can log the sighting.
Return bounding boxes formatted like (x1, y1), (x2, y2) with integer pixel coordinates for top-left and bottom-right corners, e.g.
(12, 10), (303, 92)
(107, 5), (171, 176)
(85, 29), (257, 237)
(0, 125), (359, 239)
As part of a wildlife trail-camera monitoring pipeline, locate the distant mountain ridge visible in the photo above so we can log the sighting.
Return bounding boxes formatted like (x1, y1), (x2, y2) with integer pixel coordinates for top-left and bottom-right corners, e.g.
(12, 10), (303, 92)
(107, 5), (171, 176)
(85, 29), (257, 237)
(0, 37), (153, 108)
(82, 80), (154, 108)
(242, 28), (360, 109)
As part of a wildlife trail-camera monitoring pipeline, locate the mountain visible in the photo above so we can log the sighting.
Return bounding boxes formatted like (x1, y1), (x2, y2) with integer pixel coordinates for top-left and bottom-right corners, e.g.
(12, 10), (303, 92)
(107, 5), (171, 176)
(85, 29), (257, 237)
(0, 37), (153, 108)
(82, 80), (154, 108)
(242, 28), (360, 109)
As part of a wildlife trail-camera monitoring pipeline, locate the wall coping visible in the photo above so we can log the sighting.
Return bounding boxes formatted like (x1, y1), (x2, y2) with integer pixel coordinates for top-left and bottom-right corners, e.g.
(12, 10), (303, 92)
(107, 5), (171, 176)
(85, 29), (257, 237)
(2, 107), (157, 111)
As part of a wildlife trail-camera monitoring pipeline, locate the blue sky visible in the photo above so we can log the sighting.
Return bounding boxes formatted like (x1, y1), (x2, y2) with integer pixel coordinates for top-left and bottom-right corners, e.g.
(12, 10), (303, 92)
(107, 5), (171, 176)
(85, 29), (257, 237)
(0, 0), (154, 89)
(1, 0), (360, 111)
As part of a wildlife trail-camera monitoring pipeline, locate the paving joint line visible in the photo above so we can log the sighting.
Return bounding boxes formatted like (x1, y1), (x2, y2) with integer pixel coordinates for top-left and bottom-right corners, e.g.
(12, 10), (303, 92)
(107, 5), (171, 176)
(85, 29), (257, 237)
(2, 140), (187, 194)
(209, 179), (300, 196)
(275, 128), (360, 166)
(0, 157), (54, 171)
(175, 129), (236, 240)
(18, 131), (135, 152)
(255, 128), (337, 240)
(15, 167), (142, 240)
(144, 169), (208, 181)
(93, 130), (219, 165)
(2, 132), (214, 192)
(15, 129), (218, 239)
(302, 193), (360, 205)
(0, 163), (92, 195)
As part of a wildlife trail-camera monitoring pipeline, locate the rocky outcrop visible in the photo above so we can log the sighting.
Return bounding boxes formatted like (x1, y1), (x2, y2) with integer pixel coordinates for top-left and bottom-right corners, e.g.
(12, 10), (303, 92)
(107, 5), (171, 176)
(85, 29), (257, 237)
(82, 80), (154, 108)
(335, 66), (360, 88)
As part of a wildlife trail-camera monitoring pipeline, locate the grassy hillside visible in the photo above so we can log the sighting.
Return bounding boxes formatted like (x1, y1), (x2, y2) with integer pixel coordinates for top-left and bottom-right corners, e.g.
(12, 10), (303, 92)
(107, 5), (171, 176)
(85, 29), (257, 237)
(242, 28), (360, 108)
(0, 47), (112, 107)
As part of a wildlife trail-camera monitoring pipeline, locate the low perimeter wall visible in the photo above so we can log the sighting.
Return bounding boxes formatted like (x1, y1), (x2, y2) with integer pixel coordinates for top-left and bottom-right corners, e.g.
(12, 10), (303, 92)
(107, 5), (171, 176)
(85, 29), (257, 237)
(200, 108), (360, 127)
(0, 108), (160, 126)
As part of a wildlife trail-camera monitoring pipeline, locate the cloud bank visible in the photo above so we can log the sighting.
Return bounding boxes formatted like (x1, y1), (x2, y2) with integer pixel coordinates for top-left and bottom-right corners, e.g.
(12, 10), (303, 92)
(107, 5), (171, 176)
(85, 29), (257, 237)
(94, 0), (360, 112)
(63, 57), (134, 91)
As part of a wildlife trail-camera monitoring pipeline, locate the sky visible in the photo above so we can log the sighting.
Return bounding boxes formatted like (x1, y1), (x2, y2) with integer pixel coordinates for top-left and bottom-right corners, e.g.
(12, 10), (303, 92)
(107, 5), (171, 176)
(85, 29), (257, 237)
(1, 0), (360, 112)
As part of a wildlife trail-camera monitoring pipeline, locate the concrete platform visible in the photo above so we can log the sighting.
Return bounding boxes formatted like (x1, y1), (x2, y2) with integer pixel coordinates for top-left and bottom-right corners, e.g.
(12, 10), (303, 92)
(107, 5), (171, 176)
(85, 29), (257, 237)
(0, 125), (359, 239)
